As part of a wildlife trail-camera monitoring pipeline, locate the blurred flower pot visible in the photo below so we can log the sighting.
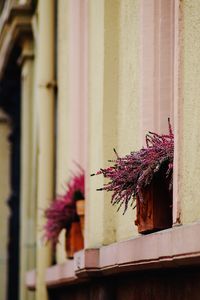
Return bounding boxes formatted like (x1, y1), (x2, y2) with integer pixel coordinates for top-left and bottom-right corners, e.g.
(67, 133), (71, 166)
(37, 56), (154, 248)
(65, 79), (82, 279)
(76, 199), (85, 236)
(65, 221), (84, 259)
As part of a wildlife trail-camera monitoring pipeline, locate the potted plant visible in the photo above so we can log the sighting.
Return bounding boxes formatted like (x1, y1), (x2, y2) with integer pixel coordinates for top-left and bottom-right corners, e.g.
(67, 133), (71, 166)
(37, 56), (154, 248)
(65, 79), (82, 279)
(44, 170), (85, 258)
(68, 172), (85, 236)
(92, 119), (174, 233)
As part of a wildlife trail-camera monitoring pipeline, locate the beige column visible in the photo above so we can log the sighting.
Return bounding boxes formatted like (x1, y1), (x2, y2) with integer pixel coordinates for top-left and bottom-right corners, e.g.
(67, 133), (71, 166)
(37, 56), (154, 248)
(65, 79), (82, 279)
(180, 0), (200, 223)
(36, 0), (55, 299)
(87, 0), (141, 247)
(55, 0), (70, 263)
(56, 0), (88, 263)
(20, 39), (35, 300)
(116, 0), (140, 241)
(87, 0), (119, 248)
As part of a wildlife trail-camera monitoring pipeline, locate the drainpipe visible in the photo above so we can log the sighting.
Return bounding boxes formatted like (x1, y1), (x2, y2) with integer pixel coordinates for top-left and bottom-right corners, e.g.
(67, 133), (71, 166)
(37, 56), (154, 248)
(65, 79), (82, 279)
(35, 1), (55, 299)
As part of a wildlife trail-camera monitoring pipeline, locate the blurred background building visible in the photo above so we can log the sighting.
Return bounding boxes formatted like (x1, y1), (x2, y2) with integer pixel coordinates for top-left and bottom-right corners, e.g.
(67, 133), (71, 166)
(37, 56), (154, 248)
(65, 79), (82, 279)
(0, 0), (200, 299)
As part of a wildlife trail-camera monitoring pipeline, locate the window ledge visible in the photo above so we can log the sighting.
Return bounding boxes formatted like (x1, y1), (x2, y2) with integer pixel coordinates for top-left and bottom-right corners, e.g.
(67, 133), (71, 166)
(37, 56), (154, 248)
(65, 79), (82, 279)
(25, 269), (36, 291)
(75, 222), (200, 277)
(45, 259), (79, 288)
(26, 222), (200, 289)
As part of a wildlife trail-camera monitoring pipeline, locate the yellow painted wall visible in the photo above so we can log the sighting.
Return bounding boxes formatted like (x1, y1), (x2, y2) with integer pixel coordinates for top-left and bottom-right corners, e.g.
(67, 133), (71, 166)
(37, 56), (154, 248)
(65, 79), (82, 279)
(116, 0), (139, 241)
(0, 111), (10, 300)
(20, 40), (36, 300)
(181, 0), (200, 223)
(87, 0), (117, 248)
(87, 0), (140, 247)
(35, 1), (55, 299)
(56, 0), (70, 263)
(102, 0), (120, 245)
(56, 0), (70, 193)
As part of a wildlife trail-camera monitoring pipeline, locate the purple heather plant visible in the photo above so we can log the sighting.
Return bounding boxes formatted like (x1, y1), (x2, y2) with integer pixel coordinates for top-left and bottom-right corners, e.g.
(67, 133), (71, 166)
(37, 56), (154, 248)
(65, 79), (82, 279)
(92, 119), (174, 214)
(44, 169), (85, 245)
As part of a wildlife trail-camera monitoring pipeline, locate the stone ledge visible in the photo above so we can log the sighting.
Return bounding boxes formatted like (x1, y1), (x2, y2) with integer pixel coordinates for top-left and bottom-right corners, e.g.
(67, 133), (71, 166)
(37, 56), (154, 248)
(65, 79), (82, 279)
(25, 269), (36, 291)
(26, 222), (200, 289)
(74, 248), (100, 277)
(99, 222), (200, 274)
(74, 222), (200, 277)
(45, 259), (79, 288)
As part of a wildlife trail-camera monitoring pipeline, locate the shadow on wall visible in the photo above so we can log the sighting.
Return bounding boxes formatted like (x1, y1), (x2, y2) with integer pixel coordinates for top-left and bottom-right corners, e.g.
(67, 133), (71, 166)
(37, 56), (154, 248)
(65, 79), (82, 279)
(0, 46), (21, 300)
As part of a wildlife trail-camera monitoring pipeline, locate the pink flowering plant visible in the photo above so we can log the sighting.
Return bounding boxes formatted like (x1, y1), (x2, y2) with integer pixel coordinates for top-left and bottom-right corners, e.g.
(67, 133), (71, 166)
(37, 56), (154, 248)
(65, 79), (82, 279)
(44, 169), (85, 245)
(92, 119), (174, 213)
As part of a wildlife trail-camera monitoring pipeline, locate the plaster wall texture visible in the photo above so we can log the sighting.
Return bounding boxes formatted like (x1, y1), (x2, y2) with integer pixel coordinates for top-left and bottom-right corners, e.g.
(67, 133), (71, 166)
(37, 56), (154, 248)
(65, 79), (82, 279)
(55, 0), (70, 264)
(50, 0), (176, 254)
(0, 115), (10, 300)
(116, 0), (139, 242)
(20, 43), (36, 300)
(35, 1), (55, 299)
(87, 0), (108, 248)
(68, 0), (88, 172)
(56, 0), (70, 196)
(56, 0), (88, 196)
(87, 0), (140, 247)
(56, 0), (88, 262)
(139, 0), (174, 141)
(181, 0), (200, 223)
(101, 0), (119, 245)
(87, 0), (175, 245)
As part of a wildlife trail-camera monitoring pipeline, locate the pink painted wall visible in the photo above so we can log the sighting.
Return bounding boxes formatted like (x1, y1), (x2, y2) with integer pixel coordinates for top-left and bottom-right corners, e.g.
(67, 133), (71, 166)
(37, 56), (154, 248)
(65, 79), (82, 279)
(140, 0), (174, 144)
(68, 0), (88, 173)
(140, 0), (179, 225)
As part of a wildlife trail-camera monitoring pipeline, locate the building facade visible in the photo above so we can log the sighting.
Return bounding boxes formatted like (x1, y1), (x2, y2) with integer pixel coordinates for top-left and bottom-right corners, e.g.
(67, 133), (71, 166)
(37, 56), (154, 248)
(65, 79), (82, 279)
(0, 0), (200, 299)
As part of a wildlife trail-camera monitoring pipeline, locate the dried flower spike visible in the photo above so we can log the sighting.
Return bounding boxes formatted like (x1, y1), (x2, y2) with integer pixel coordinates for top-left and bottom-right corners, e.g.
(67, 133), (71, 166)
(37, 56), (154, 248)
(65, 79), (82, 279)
(93, 120), (174, 214)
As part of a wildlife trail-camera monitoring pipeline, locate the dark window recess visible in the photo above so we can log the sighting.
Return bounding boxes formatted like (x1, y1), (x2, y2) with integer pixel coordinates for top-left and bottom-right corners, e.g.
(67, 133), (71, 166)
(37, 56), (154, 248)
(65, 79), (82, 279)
(0, 46), (21, 300)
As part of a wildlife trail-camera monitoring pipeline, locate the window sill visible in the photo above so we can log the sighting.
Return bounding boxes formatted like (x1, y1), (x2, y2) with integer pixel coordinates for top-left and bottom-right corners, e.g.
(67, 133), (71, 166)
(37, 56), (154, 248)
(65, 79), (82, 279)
(25, 269), (36, 291)
(75, 222), (200, 277)
(26, 222), (200, 289)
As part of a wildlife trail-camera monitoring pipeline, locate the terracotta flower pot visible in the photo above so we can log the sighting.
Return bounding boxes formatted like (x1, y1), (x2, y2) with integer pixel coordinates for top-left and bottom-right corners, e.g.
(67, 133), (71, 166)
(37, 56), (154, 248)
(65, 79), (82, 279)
(135, 169), (172, 234)
(65, 221), (84, 259)
(76, 199), (85, 236)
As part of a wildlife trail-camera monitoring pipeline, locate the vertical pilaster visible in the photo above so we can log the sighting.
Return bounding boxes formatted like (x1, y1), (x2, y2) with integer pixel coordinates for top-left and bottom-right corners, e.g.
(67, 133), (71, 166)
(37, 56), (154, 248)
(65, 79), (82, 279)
(56, 0), (88, 263)
(180, 0), (200, 223)
(20, 39), (35, 300)
(87, 0), (120, 248)
(55, 0), (70, 263)
(116, 0), (140, 241)
(36, 1), (55, 299)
